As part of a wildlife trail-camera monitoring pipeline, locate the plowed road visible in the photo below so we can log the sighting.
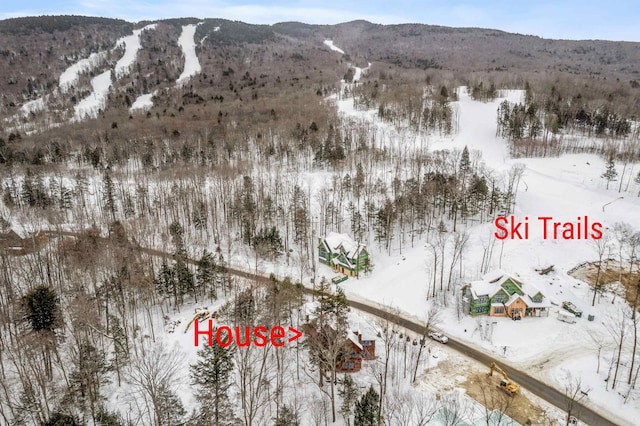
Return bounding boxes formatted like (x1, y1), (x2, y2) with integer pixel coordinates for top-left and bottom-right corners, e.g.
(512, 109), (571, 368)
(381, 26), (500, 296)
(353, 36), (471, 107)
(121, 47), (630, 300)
(47, 230), (619, 426)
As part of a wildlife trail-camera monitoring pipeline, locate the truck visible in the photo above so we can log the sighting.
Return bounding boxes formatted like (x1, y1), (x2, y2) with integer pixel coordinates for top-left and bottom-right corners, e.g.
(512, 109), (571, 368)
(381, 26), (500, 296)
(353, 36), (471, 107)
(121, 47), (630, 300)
(562, 301), (583, 317)
(558, 310), (577, 324)
(331, 274), (348, 284)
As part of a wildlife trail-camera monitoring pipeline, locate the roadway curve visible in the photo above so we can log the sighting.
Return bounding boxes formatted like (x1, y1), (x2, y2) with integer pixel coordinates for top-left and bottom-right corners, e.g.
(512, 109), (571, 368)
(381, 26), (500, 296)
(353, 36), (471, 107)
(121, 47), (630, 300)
(46, 230), (619, 426)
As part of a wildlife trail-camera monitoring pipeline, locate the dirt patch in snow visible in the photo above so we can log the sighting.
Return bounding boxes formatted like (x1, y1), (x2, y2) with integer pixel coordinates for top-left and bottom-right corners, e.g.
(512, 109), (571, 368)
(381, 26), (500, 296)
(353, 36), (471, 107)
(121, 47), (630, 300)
(463, 372), (549, 425)
(424, 356), (552, 425)
(568, 260), (640, 306)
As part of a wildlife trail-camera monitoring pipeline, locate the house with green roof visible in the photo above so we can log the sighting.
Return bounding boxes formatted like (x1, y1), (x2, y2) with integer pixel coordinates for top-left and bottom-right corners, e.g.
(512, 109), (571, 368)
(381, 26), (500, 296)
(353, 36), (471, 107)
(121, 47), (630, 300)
(461, 270), (550, 318)
(318, 232), (369, 277)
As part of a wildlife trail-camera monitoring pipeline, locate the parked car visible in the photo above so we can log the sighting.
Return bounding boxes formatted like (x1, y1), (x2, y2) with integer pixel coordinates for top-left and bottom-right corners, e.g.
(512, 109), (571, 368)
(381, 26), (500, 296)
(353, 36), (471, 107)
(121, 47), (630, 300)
(427, 331), (449, 344)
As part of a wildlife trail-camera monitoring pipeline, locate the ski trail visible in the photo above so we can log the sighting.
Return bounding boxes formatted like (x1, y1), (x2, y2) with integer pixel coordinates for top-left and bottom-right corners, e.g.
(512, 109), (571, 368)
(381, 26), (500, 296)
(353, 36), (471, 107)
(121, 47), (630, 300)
(176, 23), (203, 87)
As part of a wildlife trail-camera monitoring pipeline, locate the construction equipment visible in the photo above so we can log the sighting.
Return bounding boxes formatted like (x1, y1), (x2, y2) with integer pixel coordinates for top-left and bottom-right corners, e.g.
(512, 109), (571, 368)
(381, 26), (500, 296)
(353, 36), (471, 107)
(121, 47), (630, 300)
(184, 307), (213, 333)
(488, 362), (520, 395)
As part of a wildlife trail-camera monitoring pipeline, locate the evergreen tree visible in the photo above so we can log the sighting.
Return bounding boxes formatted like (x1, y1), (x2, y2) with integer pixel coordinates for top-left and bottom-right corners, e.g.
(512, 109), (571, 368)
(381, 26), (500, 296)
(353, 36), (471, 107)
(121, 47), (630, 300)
(21, 169), (35, 206)
(155, 260), (178, 305)
(253, 226), (284, 260)
(155, 384), (186, 426)
(108, 314), (129, 386)
(214, 248), (232, 297)
(601, 155), (618, 190)
(168, 221), (186, 256)
(174, 258), (194, 304)
(102, 171), (117, 219)
(354, 162), (365, 201)
(196, 249), (217, 300)
(275, 406), (300, 426)
(234, 289), (256, 325)
(67, 342), (108, 416)
(43, 412), (79, 426)
(354, 386), (379, 426)
(23, 286), (59, 332)
(190, 336), (236, 425)
(339, 374), (359, 425)
(374, 199), (395, 252)
(314, 278), (350, 327)
(459, 145), (471, 174)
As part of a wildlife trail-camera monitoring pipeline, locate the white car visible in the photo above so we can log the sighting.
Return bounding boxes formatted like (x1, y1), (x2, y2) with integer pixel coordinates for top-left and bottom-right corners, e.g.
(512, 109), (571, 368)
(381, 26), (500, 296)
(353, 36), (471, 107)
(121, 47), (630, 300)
(428, 331), (449, 344)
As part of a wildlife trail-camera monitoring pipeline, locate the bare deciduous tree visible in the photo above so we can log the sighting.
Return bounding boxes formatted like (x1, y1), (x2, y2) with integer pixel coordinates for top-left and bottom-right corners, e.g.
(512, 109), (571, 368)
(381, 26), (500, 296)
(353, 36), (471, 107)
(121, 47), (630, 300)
(126, 341), (185, 426)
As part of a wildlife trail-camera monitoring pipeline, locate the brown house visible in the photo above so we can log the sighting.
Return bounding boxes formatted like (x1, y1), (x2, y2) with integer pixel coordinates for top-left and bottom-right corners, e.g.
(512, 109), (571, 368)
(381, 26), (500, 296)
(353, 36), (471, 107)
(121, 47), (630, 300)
(0, 229), (48, 254)
(336, 330), (376, 372)
(0, 230), (23, 250)
(304, 322), (376, 373)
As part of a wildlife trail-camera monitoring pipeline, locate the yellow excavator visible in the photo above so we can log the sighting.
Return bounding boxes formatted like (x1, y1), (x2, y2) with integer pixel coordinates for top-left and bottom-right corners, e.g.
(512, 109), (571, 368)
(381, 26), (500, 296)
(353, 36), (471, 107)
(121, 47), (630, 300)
(488, 362), (520, 395)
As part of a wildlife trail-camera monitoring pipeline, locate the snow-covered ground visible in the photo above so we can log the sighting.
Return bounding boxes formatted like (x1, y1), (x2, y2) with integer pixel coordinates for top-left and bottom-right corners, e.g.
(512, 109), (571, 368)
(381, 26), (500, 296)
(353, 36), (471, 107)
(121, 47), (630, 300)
(58, 23), (156, 93)
(20, 96), (47, 116)
(176, 23), (202, 87)
(70, 24), (157, 121)
(352, 62), (371, 83)
(321, 87), (640, 424)
(114, 24), (157, 78)
(324, 39), (345, 54)
(129, 92), (155, 112)
(72, 70), (112, 120)
(231, 83), (640, 424)
(59, 51), (107, 92)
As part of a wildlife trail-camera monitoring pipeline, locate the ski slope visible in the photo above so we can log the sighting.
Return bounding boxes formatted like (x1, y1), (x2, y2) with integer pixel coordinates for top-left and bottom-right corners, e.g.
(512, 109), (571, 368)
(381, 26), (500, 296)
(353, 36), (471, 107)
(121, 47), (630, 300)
(70, 24), (157, 121)
(114, 23), (157, 78)
(59, 51), (107, 93)
(176, 23), (202, 87)
(72, 70), (112, 120)
(324, 39), (345, 54)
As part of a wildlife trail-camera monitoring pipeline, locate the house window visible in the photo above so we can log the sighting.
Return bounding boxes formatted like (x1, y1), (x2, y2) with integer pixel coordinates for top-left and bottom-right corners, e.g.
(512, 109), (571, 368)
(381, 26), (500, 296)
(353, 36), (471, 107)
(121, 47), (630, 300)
(362, 341), (373, 346)
(475, 306), (487, 314)
(494, 307), (504, 314)
(532, 296), (543, 303)
(478, 296), (488, 304)
(494, 295), (505, 303)
(342, 362), (355, 369)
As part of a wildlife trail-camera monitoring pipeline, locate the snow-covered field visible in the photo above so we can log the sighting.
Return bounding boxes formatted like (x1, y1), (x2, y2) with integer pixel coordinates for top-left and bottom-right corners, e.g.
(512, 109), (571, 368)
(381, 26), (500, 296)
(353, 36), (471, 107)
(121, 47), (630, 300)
(176, 23), (202, 86)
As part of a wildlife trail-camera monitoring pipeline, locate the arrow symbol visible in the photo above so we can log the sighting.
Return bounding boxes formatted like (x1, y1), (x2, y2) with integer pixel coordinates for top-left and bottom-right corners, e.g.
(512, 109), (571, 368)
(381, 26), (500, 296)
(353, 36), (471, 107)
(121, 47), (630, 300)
(288, 326), (303, 343)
